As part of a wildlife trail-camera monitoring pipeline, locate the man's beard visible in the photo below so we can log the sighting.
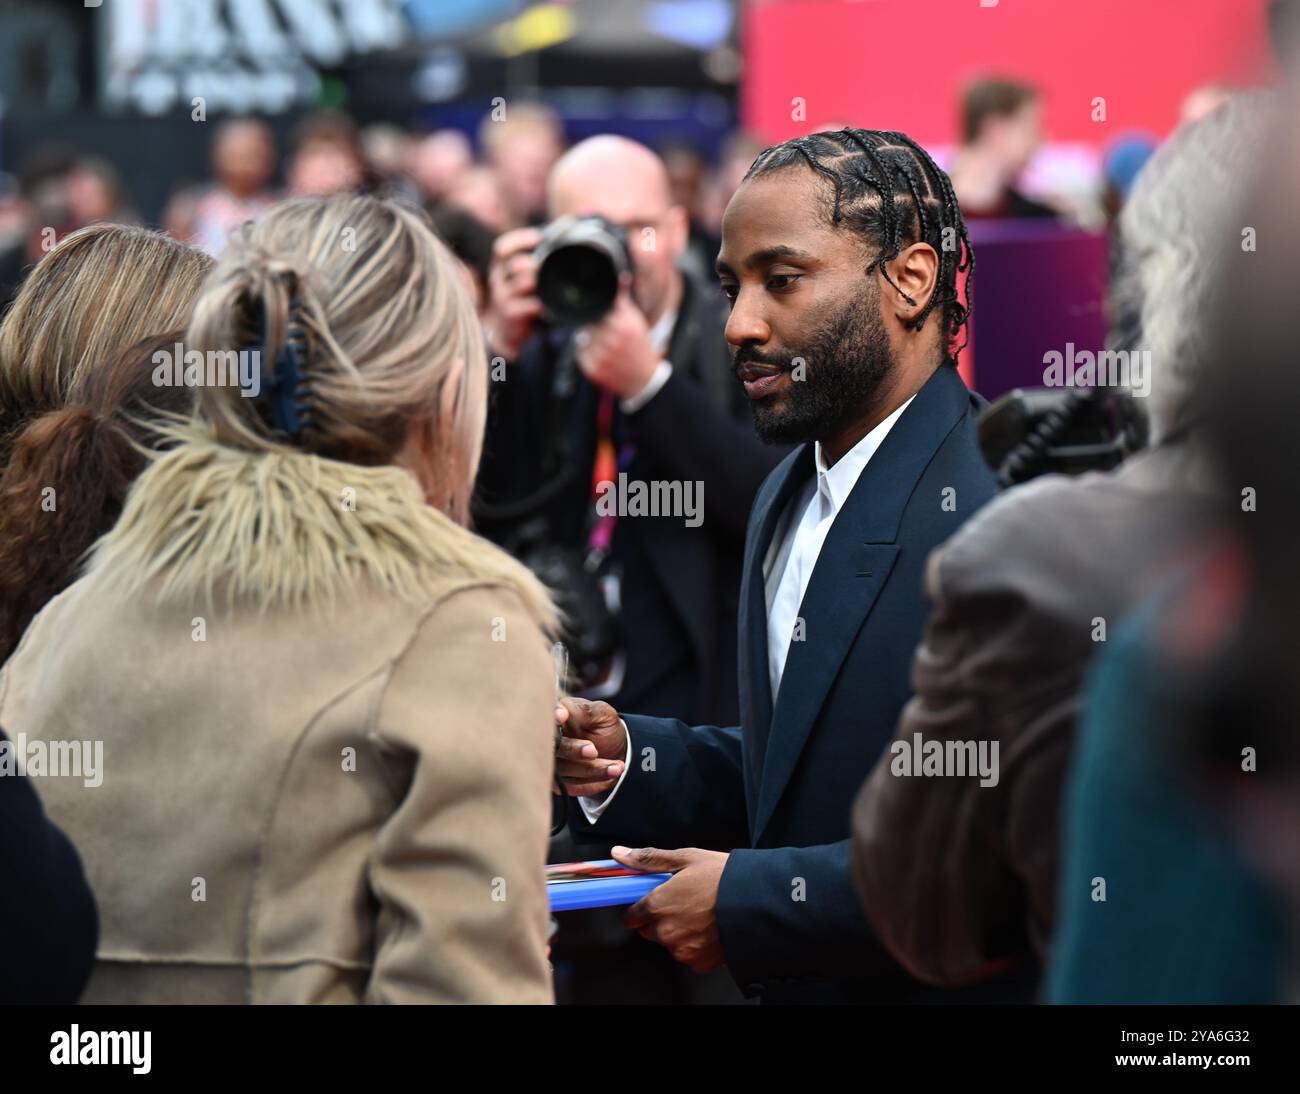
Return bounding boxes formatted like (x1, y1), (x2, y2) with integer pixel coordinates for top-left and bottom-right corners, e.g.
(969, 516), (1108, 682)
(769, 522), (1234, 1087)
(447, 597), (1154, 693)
(738, 287), (896, 446)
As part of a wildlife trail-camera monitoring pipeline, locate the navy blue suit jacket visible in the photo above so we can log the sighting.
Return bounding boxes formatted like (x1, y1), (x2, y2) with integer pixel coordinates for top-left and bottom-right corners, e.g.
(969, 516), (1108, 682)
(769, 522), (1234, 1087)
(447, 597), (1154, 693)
(570, 364), (1020, 1002)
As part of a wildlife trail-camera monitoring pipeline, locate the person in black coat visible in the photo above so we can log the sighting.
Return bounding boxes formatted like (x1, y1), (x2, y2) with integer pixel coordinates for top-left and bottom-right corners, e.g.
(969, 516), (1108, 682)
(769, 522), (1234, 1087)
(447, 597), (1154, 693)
(474, 135), (786, 728)
(0, 728), (98, 1002)
(555, 129), (1030, 1003)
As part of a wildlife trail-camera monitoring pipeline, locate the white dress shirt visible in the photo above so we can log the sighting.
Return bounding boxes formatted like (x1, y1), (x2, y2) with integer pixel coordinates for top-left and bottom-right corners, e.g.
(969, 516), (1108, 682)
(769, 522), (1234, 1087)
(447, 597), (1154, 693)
(578, 395), (915, 823)
(763, 396), (914, 703)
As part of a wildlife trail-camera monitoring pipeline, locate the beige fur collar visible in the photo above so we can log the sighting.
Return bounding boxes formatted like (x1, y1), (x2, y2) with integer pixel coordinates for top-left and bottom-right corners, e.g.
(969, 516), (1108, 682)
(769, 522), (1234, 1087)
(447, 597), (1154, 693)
(87, 425), (555, 627)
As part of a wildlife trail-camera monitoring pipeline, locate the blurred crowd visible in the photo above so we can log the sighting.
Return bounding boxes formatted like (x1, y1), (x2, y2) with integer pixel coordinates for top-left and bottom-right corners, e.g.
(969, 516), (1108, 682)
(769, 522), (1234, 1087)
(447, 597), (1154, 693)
(0, 101), (767, 318)
(3, 69), (1271, 319)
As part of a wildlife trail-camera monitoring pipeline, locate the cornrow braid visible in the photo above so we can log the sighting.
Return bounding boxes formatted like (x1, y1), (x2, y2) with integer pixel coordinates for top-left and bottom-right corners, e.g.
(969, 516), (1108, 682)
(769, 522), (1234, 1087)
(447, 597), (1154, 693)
(745, 128), (975, 364)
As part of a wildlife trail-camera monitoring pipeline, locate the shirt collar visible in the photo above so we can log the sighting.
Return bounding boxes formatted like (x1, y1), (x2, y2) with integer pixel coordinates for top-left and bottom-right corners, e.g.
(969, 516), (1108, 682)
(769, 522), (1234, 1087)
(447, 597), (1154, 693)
(812, 394), (916, 513)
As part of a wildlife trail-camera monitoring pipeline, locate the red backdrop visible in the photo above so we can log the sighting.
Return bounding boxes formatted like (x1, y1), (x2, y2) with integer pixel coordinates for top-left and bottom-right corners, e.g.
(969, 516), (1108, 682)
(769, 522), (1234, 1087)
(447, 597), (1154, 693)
(743, 0), (1274, 146)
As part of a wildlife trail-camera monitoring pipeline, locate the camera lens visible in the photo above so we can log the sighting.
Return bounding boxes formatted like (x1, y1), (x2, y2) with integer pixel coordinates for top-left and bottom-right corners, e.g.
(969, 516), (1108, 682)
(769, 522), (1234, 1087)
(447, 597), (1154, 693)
(534, 217), (631, 326)
(537, 245), (619, 325)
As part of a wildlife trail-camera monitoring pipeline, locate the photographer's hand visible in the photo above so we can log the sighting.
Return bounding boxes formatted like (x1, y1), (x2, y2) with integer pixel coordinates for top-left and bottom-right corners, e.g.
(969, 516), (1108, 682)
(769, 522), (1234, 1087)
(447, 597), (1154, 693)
(575, 278), (662, 400)
(554, 697), (627, 797)
(483, 226), (544, 360)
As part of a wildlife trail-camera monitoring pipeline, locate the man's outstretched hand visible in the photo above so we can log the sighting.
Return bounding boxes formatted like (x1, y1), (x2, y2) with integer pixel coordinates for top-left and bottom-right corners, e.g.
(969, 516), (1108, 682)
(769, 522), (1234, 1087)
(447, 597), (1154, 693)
(616, 845), (729, 973)
(554, 697), (627, 797)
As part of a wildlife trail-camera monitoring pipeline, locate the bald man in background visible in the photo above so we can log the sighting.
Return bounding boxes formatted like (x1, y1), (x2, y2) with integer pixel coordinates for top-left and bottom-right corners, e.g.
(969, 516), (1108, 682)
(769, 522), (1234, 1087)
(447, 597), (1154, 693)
(476, 136), (785, 733)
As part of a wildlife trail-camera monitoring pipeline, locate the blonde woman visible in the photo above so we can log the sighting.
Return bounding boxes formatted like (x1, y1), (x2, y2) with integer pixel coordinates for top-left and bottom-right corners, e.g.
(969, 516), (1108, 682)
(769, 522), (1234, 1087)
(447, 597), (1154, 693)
(0, 195), (560, 1003)
(0, 223), (213, 462)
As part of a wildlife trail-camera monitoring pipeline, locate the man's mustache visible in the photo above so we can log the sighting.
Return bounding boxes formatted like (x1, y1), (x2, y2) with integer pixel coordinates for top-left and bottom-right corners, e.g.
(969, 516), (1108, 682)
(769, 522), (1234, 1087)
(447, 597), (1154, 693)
(733, 346), (798, 378)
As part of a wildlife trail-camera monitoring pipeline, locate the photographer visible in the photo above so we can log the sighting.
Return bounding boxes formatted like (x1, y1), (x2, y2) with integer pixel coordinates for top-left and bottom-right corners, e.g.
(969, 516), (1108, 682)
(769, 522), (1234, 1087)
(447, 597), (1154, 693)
(475, 136), (785, 726)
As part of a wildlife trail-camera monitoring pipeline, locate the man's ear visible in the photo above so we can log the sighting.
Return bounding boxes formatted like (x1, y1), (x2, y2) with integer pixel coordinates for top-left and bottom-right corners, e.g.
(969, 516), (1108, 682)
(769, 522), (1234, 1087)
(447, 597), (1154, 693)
(878, 242), (939, 326)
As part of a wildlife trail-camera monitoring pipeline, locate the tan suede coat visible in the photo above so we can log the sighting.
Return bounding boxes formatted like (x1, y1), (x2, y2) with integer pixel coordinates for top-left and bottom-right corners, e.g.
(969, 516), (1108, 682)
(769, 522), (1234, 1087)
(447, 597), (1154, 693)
(0, 431), (558, 1003)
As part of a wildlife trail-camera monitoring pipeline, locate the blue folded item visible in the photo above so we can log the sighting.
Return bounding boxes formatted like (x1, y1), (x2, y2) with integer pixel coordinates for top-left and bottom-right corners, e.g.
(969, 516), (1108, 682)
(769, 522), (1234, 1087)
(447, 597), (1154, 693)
(546, 859), (672, 911)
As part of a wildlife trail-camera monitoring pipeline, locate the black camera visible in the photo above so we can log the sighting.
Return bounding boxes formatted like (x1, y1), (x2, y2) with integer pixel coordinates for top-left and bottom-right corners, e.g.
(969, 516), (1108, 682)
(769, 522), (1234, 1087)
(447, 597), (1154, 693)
(534, 215), (632, 326)
(978, 386), (1149, 487)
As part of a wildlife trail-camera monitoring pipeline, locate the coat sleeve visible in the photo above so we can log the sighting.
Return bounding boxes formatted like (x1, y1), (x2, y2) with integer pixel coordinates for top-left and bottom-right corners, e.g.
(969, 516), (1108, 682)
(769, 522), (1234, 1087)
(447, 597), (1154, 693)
(715, 839), (896, 995)
(473, 340), (551, 525)
(366, 584), (556, 1003)
(0, 729), (99, 1003)
(849, 534), (1067, 987)
(567, 714), (749, 853)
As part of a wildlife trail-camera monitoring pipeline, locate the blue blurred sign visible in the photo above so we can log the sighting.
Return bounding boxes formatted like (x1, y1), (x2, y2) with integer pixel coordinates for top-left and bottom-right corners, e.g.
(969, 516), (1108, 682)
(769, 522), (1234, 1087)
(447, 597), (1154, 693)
(405, 0), (522, 38)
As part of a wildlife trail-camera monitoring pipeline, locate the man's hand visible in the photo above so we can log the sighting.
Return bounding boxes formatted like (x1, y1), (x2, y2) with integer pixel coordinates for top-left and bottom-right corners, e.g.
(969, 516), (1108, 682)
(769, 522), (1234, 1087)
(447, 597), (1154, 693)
(575, 278), (662, 400)
(554, 697), (627, 797)
(615, 846), (729, 973)
(483, 226), (544, 361)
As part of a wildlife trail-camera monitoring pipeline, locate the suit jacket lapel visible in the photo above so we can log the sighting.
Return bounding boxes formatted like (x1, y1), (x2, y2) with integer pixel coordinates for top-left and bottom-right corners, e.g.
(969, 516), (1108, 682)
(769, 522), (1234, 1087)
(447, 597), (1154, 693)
(751, 365), (975, 842)
(738, 445), (813, 827)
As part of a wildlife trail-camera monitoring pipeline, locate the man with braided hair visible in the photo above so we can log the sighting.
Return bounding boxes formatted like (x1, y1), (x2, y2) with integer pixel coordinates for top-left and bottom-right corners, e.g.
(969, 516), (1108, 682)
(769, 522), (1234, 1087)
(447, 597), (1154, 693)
(556, 128), (1018, 1003)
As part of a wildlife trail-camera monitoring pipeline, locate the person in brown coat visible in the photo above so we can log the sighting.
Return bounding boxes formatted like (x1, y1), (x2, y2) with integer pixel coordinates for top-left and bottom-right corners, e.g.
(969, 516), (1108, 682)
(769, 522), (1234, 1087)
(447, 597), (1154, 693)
(0, 194), (559, 1003)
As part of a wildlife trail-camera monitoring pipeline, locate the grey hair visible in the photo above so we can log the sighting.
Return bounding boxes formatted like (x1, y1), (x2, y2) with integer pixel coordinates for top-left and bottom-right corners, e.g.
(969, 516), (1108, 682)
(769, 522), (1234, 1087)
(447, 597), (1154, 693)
(1115, 91), (1275, 443)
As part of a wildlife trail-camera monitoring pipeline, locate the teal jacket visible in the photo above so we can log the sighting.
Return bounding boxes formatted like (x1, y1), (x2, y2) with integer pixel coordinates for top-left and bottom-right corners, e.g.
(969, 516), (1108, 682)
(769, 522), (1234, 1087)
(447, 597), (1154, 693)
(1047, 607), (1285, 1004)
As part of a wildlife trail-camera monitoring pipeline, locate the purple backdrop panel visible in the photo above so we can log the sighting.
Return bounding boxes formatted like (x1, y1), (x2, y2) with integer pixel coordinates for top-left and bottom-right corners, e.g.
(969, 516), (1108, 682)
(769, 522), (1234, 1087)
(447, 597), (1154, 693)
(965, 222), (1110, 402)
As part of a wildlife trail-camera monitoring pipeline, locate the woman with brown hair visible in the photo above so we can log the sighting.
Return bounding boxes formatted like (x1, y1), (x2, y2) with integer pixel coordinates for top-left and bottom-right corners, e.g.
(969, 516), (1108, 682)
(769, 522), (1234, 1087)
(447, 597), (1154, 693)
(0, 222), (213, 463)
(0, 331), (194, 664)
(0, 194), (560, 1003)
(0, 225), (213, 1004)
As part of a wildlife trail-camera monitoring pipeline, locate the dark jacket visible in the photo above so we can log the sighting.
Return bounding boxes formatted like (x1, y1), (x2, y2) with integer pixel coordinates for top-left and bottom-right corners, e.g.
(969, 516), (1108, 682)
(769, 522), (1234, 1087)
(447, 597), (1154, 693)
(571, 365), (1014, 1002)
(475, 270), (786, 725)
(0, 728), (99, 1003)
(850, 440), (1212, 989)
